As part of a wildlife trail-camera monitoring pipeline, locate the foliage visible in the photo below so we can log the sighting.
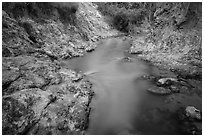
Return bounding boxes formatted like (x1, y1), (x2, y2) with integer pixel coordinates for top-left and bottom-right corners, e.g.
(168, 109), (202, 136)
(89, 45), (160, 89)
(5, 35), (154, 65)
(2, 2), (79, 25)
(95, 2), (147, 33)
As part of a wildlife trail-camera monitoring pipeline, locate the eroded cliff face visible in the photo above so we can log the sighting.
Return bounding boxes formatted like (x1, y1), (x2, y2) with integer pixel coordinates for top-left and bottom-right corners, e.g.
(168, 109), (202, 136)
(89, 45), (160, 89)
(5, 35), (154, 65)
(2, 2), (119, 59)
(2, 2), (118, 135)
(129, 2), (202, 80)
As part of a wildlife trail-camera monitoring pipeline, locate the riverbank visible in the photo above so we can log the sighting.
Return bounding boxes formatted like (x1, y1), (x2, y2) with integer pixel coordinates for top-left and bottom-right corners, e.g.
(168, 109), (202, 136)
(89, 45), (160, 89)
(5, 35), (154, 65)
(2, 3), (119, 135)
(59, 36), (201, 134)
(127, 31), (202, 134)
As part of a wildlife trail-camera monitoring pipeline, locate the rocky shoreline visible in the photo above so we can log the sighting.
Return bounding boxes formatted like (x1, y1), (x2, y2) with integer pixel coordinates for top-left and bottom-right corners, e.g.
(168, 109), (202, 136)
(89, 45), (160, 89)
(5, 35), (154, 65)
(2, 3), (118, 135)
(2, 54), (95, 134)
(131, 56), (202, 134)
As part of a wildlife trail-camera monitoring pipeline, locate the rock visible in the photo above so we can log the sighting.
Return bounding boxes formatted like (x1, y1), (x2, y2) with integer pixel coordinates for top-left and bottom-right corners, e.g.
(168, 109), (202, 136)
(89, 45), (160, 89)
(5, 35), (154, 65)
(169, 85), (180, 93)
(185, 106), (201, 120)
(90, 36), (99, 42)
(2, 88), (50, 135)
(59, 69), (83, 82)
(147, 85), (172, 95)
(180, 120), (202, 135)
(140, 75), (156, 81)
(2, 68), (21, 88)
(68, 86), (78, 94)
(120, 57), (133, 62)
(187, 79), (201, 89)
(72, 73), (83, 82)
(2, 47), (12, 57)
(176, 67), (202, 80)
(2, 68), (94, 135)
(157, 77), (178, 86)
(129, 40), (144, 54)
(2, 56), (61, 95)
(180, 86), (190, 94)
(2, 55), (93, 135)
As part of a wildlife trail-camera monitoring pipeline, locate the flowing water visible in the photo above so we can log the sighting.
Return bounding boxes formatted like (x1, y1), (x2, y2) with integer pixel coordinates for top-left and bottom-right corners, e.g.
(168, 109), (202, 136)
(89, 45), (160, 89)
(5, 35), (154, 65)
(61, 38), (201, 135)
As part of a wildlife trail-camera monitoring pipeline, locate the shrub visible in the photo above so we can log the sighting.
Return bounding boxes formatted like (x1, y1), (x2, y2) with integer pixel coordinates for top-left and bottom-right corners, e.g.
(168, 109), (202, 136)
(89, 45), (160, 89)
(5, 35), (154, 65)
(2, 2), (79, 25)
(113, 12), (129, 32)
(95, 2), (147, 33)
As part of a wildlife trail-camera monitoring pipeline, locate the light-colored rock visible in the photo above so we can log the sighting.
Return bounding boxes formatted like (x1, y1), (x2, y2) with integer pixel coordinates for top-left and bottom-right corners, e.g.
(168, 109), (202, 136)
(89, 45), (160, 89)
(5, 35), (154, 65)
(185, 106), (201, 120)
(157, 77), (178, 85)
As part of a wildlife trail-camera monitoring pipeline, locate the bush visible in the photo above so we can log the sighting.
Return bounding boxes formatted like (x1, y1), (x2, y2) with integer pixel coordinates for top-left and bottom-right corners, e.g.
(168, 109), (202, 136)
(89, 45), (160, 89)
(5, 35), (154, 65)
(2, 2), (79, 25)
(113, 12), (129, 32)
(95, 2), (147, 33)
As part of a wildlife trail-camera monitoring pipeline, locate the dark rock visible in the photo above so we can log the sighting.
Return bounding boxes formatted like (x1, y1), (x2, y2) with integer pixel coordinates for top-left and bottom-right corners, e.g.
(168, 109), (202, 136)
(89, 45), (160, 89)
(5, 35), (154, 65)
(147, 85), (172, 95)
(176, 68), (202, 80)
(48, 94), (57, 103)
(169, 85), (180, 93)
(2, 88), (50, 135)
(2, 47), (12, 57)
(57, 121), (70, 131)
(2, 69), (21, 90)
(72, 73), (83, 82)
(187, 79), (201, 89)
(180, 120), (201, 135)
(180, 86), (190, 94)
(178, 80), (191, 88)
(68, 86), (77, 94)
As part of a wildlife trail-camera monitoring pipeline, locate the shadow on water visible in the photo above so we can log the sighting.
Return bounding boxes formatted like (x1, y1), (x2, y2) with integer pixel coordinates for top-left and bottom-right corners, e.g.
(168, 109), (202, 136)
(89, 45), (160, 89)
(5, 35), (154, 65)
(61, 38), (199, 135)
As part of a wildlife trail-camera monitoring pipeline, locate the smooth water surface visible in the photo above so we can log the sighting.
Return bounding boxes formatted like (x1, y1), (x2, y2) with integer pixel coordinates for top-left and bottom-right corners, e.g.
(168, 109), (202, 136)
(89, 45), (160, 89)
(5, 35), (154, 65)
(61, 38), (200, 135)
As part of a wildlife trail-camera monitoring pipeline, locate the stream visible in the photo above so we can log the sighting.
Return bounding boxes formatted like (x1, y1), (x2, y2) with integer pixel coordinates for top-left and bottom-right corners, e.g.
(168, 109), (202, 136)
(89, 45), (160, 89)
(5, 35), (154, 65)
(61, 37), (201, 135)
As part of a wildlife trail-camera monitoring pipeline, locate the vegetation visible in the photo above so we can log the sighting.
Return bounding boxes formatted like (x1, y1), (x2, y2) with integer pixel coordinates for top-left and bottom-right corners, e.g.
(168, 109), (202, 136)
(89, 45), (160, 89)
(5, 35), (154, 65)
(95, 2), (147, 33)
(2, 2), (79, 24)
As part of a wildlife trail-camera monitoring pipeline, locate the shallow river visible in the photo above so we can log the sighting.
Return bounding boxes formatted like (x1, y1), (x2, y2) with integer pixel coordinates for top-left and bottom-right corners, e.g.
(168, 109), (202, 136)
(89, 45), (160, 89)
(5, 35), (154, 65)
(61, 38), (201, 135)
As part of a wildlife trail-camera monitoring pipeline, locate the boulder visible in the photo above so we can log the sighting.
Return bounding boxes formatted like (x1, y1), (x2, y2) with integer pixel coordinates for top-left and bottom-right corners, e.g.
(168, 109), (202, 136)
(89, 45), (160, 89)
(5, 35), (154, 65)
(185, 106), (201, 120)
(157, 77), (178, 86)
(147, 85), (172, 95)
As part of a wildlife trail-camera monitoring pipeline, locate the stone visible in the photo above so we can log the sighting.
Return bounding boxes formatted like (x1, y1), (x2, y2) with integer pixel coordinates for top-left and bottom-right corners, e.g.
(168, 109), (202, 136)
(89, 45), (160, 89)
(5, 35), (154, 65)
(157, 77), (178, 86)
(185, 106), (201, 120)
(129, 40), (145, 54)
(180, 86), (190, 94)
(2, 88), (50, 135)
(147, 85), (172, 95)
(2, 47), (12, 57)
(169, 85), (180, 93)
(121, 57), (133, 62)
